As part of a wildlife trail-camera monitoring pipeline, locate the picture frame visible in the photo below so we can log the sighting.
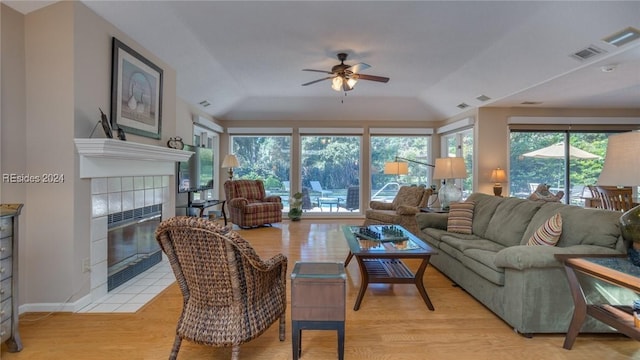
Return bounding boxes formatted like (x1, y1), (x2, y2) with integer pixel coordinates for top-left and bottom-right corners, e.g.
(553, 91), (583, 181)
(110, 37), (163, 139)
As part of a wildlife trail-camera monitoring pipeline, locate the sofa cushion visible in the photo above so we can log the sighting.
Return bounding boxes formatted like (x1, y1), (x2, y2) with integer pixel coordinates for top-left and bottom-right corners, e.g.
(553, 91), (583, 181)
(438, 235), (505, 262)
(523, 202), (623, 249)
(484, 197), (543, 248)
(527, 213), (562, 246)
(447, 201), (475, 234)
(465, 193), (504, 238)
(461, 248), (505, 285)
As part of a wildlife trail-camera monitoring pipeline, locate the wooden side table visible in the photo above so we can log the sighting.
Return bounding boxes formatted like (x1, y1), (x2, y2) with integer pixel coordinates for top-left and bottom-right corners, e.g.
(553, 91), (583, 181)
(291, 262), (346, 360)
(555, 254), (640, 349)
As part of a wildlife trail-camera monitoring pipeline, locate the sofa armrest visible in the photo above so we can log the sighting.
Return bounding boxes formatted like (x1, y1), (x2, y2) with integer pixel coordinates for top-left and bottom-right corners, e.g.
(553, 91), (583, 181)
(370, 201), (393, 210)
(495, 245), (624, 270)
(396, 205), (419, 215)
(415, 213), (449, 231)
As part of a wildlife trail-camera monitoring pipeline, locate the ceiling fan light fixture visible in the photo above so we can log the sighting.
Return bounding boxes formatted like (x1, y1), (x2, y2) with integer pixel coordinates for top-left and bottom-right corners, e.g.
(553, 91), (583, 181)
(331, 77), (343, 92)
(346, 78), (358, 89)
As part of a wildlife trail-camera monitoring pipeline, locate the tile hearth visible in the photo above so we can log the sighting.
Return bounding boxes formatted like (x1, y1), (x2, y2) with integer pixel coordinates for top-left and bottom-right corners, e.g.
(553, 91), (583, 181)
(78, 259), (175, 313)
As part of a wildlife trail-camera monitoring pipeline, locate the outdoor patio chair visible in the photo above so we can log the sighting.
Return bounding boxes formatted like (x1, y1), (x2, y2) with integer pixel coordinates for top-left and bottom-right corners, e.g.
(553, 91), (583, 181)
(155, 217), (287, 360)
(338, 186), (359, 211)
(309, 181), (332, 196)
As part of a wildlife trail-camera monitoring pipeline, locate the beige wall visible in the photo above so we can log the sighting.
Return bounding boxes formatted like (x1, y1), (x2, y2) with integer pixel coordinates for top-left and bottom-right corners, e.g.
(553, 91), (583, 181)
(1, 4), (27, 205)
(2, 1), (179, 307)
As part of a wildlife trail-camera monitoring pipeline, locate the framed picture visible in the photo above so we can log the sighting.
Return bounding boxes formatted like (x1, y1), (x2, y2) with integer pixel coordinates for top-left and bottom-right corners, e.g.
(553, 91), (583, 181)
(111, 37), (163, 139)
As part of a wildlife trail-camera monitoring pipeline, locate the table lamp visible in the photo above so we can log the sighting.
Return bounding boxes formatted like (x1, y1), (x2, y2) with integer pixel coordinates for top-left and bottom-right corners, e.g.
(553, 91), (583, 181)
(597, 131), (640, 265)
(222, 154), (240, 180)
(490, 168), (507, 197)
(432, 157), (468, 209)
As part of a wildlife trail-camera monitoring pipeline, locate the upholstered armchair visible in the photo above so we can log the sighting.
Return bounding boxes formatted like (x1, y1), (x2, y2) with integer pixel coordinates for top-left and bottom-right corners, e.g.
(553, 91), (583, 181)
(364, 186), (432, 235)
(224, 180), (283, 228)
(155, 217), (287, 360)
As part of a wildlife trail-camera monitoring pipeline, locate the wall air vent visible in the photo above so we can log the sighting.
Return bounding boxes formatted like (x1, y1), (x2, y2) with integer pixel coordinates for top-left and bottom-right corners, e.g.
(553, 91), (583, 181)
(570, 45), (606, 61)
(199, 100), (211, 107)
(476, 94), (491, 102)
(457, 102), (470, 109)
(603, 27), (640, 47)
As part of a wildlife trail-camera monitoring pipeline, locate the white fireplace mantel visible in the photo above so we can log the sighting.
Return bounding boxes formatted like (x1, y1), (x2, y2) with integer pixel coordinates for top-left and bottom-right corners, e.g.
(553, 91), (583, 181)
(74, 139), (193, 178)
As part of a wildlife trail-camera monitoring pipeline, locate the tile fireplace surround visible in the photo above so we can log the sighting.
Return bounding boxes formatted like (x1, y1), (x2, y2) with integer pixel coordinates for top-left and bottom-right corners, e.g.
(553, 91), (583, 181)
(75, 139), (192, 309)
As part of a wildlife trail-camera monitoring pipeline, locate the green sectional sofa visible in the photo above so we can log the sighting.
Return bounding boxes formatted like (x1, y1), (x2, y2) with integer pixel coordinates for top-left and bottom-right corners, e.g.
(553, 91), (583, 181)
(415, 192), (638, 335)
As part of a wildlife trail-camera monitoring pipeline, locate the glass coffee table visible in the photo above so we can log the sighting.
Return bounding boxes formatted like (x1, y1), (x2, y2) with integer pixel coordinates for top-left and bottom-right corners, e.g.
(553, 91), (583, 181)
(342, 225), (438, 311)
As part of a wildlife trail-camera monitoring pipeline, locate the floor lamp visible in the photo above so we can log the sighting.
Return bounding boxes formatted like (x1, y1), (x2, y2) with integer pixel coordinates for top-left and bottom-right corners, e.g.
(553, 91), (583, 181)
(383, 156), (435, 183)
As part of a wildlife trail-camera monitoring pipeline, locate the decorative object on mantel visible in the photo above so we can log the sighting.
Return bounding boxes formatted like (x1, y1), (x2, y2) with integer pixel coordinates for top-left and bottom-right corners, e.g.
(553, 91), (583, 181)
(89, 108), (114, 139)
(221, 154), (240, 180)
(167, 137), (184, 150)
(597, 131), (640, 266)
(111, 37), (163, 140)
(490, 167), (507, 197)
(116, 128), (126, 141)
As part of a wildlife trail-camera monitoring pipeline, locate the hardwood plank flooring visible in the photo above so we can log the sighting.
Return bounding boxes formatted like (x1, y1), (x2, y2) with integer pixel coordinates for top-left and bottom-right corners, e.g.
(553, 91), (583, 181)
(2, 220), (639, 359)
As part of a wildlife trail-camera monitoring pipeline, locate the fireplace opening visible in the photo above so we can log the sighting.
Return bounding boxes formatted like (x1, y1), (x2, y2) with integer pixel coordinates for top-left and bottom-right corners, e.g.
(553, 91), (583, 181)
(107, 204), (163, 291)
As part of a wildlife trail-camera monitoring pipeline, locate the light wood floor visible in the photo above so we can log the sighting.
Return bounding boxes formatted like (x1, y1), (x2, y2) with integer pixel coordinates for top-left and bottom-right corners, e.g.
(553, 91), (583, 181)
(2, 220), (639, 359)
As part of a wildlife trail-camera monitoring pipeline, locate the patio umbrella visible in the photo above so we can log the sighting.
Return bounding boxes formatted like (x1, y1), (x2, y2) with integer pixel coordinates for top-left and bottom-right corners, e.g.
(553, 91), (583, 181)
(522, 142), (601, 160)
(522, 142), (601, 204)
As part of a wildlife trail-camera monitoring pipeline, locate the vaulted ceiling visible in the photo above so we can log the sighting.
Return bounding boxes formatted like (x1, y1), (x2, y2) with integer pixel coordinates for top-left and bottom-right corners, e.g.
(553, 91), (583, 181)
(7, 1), (640, 122)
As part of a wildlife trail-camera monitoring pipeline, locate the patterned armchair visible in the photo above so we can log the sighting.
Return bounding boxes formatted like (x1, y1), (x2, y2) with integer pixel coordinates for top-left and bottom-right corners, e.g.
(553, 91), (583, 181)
(364, 186), (432, 235)
(223, 180), (283, 228)
(155, 217), (287, 360)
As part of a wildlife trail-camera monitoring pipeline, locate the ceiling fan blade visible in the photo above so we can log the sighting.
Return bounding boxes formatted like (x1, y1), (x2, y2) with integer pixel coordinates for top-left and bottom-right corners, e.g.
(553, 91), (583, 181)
(348, 62), (371, 74)
(355, 74), (390, 83)
(302, 69), (334, 74)
(301, 76), (334, 86)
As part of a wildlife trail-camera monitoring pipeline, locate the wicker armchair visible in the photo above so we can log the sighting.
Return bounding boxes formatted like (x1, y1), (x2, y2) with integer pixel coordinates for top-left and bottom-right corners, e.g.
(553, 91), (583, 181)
(224, 179), (283, 228)
(364, 186), (432, 235)
(155, 217), (287, 360)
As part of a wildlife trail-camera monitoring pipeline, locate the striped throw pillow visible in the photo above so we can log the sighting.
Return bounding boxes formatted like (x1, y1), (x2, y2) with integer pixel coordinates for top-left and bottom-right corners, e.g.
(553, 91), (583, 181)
(447, 201), (475, 234)
(527, 213), (562, 246)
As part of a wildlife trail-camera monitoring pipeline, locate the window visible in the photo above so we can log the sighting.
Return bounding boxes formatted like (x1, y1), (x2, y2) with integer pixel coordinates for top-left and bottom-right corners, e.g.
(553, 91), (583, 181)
(300, 135), (361, 213)
(230, 135), (292, 208)
(509, 131), (611, 205)
(370, 135), (431, 202)
(441, 128), (473, 199)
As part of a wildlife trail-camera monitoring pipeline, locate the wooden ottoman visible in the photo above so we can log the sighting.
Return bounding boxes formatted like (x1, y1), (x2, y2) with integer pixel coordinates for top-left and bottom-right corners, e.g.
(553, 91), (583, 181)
(291, 262), (346, 360)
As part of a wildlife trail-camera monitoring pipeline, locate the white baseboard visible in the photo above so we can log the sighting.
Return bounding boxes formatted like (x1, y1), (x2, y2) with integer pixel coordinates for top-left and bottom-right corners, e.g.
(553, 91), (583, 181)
(19, 293), (92, 314)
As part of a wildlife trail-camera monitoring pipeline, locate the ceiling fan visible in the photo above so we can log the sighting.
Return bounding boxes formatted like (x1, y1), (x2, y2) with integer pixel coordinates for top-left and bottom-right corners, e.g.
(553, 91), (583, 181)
(302, 53), (390, 92)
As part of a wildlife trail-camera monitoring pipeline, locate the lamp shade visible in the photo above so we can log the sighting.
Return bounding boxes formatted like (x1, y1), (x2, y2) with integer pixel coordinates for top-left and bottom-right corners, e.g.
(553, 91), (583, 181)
(597, 131), (640, 265)
(597, 131), (640, 186)
(490, 168), (507, 183)
(432, 157), (467, 180)
(222, 154), (240, 168)
(384, 161), (409, 175)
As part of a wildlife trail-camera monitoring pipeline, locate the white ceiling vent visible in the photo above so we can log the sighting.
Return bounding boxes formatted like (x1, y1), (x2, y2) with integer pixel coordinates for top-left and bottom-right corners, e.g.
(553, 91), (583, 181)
(199, 100), (211, 107)
(476, 94), (491, 102)
(570, 45), (607, 61)
(457, 102), (470, 109)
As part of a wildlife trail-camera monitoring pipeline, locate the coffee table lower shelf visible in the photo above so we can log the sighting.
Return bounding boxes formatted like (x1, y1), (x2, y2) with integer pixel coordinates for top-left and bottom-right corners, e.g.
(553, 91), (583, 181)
(351, 256), (434, 311)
